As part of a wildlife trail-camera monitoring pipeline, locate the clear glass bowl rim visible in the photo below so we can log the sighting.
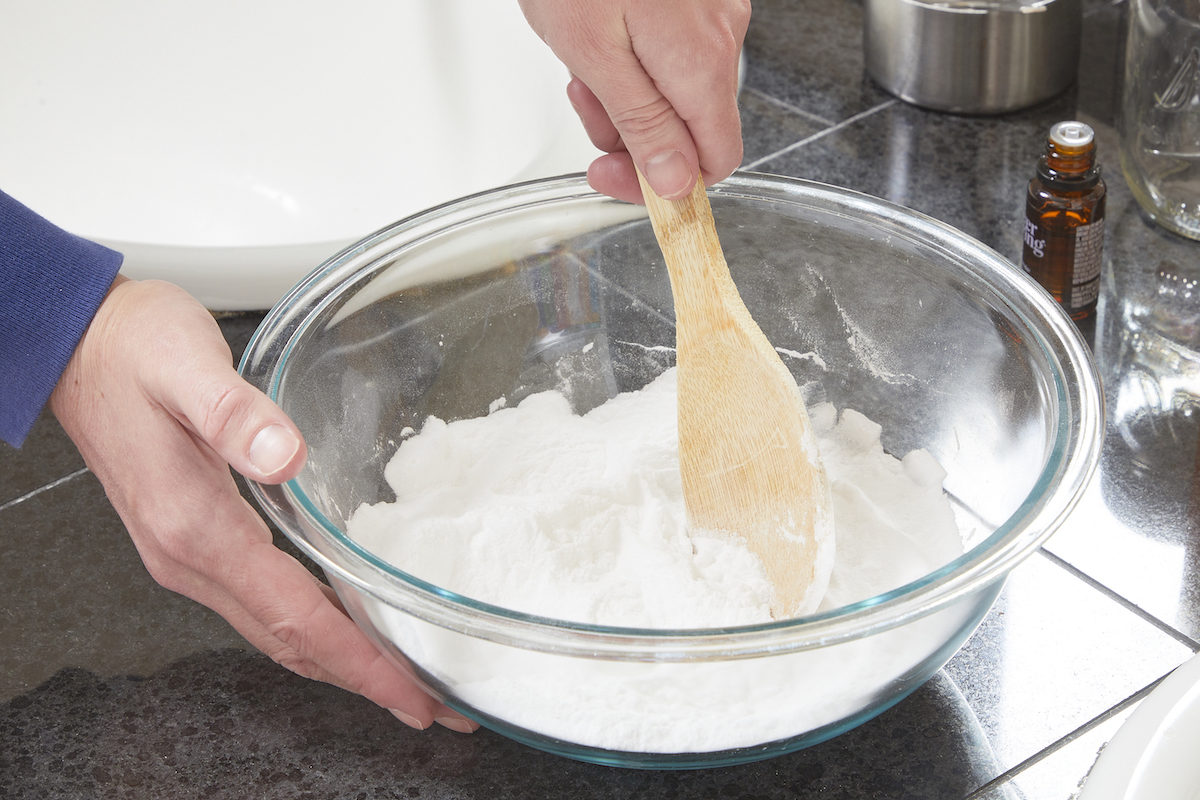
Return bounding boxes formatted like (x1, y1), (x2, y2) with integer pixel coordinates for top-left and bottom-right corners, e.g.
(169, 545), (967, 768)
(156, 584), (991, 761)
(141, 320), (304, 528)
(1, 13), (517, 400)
(240, 172), (1104, 661)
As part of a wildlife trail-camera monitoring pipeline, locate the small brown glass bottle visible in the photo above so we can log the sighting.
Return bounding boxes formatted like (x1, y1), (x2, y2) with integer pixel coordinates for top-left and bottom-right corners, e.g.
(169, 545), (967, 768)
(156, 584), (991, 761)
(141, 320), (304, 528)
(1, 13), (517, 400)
(1021, 121), (1107, 321)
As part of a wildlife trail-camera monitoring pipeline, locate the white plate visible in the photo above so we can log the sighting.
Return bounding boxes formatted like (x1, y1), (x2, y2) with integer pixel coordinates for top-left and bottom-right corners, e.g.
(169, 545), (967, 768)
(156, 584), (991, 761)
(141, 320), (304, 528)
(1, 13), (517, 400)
(1079, 651), (1200, 800)
(0, 0), (598, 309)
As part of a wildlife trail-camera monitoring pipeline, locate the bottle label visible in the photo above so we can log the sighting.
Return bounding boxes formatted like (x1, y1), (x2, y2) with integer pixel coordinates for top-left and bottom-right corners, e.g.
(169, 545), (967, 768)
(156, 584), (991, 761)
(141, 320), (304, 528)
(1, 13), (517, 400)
(1021, 214), (1104, 315)
(1070, 218), (1104, 310)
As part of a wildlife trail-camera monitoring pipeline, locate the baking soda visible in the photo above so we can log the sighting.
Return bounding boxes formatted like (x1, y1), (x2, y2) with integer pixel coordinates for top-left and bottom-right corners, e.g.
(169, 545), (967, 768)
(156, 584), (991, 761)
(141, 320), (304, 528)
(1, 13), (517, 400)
(347, 367), (966, 752)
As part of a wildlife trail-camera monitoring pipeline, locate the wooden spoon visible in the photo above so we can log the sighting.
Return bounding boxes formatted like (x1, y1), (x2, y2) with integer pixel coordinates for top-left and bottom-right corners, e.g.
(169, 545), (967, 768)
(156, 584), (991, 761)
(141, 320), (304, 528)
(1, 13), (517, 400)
(637, 171), (834, 619)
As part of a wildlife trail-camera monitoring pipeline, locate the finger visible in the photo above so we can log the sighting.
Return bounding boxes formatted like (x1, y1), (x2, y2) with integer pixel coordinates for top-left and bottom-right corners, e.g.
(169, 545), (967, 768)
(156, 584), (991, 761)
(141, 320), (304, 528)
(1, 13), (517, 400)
(539, 7), (699, 201)
(136, 457), (473, 732)
(586, 152), (644, 205)
(627, 14), (747, 191)
(170, 505), (464, 729)
(241, 544), (471, 728)
(186, 375), (305, 484)
(312, 580), (479, 733)
(670, 74), (744, 191)
(143, 298), (307, 484)
(580, 51), (699, 201)
(570, 18), (746, 201)
(564, 79), (646, 204)
(566, 76), (623, 154)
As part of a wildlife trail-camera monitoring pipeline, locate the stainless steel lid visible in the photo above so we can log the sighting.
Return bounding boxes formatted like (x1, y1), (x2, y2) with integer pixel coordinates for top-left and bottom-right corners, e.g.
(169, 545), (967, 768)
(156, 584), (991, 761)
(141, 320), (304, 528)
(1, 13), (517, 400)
(864, 0), (1083, 114)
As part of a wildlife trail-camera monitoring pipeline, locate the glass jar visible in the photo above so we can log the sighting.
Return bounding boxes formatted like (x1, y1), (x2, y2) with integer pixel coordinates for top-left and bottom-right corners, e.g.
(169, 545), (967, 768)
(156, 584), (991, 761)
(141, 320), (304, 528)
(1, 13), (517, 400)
(1120, 0), (1200, 240)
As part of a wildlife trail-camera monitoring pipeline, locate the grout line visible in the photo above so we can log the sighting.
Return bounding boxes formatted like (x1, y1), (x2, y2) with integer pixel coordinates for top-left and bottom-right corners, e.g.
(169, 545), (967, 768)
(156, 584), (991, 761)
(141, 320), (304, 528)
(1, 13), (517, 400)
(1038, 548), (1200, 651)
(743, 98), (898, 171)
(964, 548), (1200, 797)
(742, 86), (837, 129)
(962, 677), (1165, 799)
(0, 466), (91, 513)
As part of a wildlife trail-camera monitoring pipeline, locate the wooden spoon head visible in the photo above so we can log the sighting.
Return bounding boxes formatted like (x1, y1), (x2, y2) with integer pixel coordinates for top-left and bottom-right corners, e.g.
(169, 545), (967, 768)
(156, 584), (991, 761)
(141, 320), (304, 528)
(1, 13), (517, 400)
(675, 335), (835, 618)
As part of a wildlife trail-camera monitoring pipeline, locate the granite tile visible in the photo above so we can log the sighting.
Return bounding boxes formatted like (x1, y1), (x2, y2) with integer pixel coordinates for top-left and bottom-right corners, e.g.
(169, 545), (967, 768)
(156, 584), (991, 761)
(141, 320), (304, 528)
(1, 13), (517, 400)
(1041, 441), (1200, 646)
(738, 86), (831, 168)
(750, 99), (1083, 259)
(0, 652), (1011, 800)
(743, 0), (893, 126)
(747, 102), (1136, 284)
(0, 470), (250, 702)
(744, 0), (1122, 135)
(983, 703), (1137, 800)
(743, 0), (1127, 264)
(1077, 0), (1127, 130)
(942, 551), (1194, 774)
(5, 1), (1196, 794)
(0, 411), (85, 507)
(5, 532), (1179, 798)
(1043, 207), (1200, 643)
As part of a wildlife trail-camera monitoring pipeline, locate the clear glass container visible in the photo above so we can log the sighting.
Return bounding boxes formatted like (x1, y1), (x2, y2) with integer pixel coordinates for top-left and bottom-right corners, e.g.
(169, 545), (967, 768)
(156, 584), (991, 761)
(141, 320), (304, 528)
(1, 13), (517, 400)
(1120, 0), (1200, 239)
(239, 174), (1103, 768)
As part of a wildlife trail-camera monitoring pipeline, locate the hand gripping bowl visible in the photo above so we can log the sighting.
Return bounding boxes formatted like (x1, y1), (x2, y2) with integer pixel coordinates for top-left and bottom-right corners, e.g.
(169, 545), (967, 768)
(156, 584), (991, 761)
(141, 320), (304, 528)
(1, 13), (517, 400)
(239, 174), (1103, 769)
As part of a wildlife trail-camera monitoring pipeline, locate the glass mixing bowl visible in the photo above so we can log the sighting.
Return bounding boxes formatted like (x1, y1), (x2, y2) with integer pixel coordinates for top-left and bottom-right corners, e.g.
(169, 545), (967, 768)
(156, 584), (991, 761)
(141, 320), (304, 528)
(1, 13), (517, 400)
(239, 174), (1103, 769)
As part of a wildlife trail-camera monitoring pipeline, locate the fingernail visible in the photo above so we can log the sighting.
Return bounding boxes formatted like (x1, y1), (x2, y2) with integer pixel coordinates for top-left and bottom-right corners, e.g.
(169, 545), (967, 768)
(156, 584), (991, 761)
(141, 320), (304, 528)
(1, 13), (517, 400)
(390, 709), (427, 730)
(644, 150), (694, 200)
(435, 716), (478, 734)
(249, 424), (299, 477)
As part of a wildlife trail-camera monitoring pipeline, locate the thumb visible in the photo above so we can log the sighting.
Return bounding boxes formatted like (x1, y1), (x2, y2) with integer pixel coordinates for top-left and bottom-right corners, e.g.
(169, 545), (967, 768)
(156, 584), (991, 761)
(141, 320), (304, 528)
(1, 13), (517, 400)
(589, 66), (699, 201)
(131, 282), (308, 485)
(189, 375), (307, 485)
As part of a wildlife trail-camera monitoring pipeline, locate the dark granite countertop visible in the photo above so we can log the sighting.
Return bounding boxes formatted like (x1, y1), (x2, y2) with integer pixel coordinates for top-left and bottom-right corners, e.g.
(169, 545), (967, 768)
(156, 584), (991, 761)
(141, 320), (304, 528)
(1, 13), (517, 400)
(5, 0), (1200, 797)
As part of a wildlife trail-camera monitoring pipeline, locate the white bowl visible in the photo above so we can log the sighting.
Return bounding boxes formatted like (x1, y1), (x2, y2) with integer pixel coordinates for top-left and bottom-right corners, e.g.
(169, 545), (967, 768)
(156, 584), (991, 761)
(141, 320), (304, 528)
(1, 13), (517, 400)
(0, 0), (596, 309)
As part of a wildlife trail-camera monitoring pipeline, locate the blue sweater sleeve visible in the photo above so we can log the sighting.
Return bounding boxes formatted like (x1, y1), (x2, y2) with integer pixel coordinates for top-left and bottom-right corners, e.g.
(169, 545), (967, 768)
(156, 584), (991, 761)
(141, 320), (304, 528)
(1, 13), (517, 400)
(1, 189), (124, 447)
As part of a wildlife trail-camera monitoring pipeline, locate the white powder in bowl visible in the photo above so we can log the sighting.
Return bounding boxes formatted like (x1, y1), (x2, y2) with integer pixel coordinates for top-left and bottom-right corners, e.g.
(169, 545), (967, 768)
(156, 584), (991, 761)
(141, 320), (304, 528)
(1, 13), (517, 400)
(349, 367), (961, 624)
(346, 367), (967, 753)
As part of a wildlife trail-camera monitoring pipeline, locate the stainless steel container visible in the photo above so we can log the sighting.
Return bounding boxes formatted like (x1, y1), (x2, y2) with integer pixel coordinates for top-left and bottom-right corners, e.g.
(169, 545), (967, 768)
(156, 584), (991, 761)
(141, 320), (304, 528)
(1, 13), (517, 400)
(864, 0), (1083, 114)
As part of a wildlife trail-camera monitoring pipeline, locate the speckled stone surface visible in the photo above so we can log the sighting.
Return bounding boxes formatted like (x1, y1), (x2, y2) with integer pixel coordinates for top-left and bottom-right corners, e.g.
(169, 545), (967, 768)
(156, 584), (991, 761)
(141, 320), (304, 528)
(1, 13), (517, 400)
(5, 0), (1200, 797)
(3, 651), (1004, 799)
